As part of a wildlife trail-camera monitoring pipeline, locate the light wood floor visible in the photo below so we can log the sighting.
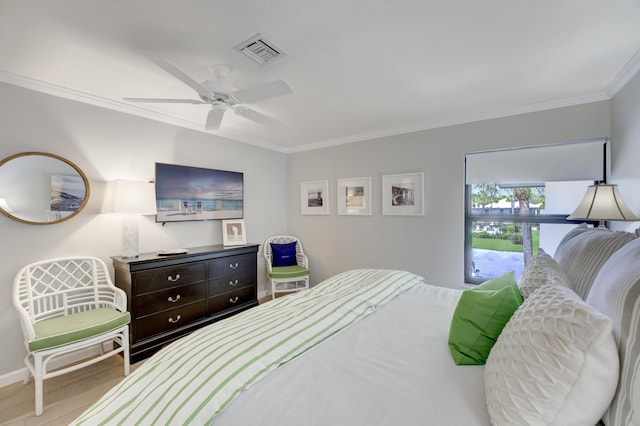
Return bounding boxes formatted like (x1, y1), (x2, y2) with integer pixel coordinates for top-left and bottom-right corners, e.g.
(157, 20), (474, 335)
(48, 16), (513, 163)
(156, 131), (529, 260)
(0, 356), (141, 426)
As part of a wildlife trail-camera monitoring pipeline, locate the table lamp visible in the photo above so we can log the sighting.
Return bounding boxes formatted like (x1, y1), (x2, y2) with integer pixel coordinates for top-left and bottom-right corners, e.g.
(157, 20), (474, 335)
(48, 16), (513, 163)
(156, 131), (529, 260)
(103, 180), (157, 257)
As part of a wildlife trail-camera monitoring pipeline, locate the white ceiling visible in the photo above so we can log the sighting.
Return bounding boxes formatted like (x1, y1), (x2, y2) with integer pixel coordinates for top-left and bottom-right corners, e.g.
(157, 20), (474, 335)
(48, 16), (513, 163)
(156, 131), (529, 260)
(1, 1), (639, 153)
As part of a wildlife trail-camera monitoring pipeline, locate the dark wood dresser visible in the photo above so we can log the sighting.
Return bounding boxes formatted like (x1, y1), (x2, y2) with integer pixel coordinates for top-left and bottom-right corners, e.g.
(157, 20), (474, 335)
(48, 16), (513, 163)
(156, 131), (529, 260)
(112, 244), (259, 362)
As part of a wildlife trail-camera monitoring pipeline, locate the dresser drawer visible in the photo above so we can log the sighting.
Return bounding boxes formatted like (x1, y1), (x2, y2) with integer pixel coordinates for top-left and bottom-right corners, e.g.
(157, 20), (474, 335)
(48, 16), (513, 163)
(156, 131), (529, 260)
(209, 286), (256, 313)
(136, 283), (206, 317)
(208, 253), (256, 278)
(136, 301), (207, 340)
(208, 268), (256, 294)
(134, 263), (205, 294)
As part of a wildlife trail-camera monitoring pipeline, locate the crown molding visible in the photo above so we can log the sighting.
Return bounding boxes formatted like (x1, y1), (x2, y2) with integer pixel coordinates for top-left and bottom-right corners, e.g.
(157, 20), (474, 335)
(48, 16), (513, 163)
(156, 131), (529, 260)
(0, 68), (625, 155)
(288, 91), (610, 153)
(605, 48), (640, 97)
(0, 69), (288, 153)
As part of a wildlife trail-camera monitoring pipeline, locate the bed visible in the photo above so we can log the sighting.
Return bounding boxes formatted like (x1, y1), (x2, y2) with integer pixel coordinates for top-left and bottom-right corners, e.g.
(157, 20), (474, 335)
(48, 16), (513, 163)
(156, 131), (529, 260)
(73, 225), (640, 425)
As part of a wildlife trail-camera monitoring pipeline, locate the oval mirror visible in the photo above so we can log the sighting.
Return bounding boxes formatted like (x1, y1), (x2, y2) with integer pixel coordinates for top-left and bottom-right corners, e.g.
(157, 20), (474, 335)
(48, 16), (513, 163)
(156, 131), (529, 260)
(0, 152), (90, 225)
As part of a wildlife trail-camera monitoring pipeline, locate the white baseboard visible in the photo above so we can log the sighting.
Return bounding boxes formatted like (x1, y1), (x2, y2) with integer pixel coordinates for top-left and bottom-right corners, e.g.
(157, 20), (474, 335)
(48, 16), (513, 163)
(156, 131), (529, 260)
(0, 344), (112, 389)
(0, 367), (28, 389)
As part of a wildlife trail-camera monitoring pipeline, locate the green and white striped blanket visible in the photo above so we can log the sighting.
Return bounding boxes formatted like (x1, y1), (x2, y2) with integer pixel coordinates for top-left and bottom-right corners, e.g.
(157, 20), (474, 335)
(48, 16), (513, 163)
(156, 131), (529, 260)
(73, 269), (424, 425)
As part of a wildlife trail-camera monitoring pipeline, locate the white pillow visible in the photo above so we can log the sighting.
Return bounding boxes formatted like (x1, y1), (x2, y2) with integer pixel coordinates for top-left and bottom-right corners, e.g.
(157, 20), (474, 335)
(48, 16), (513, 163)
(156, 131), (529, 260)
(485, 284), (618, 426)
(518, 248), (570, 298)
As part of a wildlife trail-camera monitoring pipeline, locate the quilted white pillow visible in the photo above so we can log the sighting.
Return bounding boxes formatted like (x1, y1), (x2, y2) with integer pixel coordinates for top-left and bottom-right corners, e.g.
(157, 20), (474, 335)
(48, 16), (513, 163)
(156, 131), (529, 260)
(518, 248), (570, 298)
(485, 284), (618, 425)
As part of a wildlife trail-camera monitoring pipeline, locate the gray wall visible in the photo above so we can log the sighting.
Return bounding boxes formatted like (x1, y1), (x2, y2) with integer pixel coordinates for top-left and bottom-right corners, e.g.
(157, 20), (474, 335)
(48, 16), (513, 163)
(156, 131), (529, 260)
(0, 82), (288, 376)
(611, 69), (640, 232)
(287, 102), (611, 288)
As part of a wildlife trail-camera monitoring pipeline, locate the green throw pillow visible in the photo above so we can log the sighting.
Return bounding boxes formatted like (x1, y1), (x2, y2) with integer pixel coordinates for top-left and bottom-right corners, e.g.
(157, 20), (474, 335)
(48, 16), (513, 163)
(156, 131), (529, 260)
(448, 273), (523, 365)
(474, 270), (523, 304)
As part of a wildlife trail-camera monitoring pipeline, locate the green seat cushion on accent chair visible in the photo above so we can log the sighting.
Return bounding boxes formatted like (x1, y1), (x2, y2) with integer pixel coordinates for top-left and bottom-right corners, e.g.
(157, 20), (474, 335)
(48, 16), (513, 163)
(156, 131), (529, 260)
(448, 271), (523, 365)
(29, 308), (131, 352)
(269, 265), (310, 279)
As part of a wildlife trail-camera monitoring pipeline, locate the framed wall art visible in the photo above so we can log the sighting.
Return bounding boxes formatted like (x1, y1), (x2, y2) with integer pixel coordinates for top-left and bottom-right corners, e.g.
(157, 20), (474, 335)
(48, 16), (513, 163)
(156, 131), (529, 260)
(301, 180), (330, 215)
(222, 219), (247, 246)
(337, 177), (372, 215)
(382, 172), (424, 216)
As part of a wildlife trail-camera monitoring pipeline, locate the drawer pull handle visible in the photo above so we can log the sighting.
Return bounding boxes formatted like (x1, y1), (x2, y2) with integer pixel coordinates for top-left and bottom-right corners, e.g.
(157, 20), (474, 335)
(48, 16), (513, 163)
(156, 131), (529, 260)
(168, 315), (182, 323)
(229, 262), (239, 269)
(167, 273), (181, 282)
(229, 279), (239, 286)
(168, 295), (181, 303)
(229, 296), (239, 304)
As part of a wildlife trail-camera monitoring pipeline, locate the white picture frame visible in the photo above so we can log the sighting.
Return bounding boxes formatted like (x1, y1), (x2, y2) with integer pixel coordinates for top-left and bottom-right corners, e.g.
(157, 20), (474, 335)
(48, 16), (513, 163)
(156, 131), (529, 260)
(301, 180), (330, 215)
(382, 172), (424, 216)
(222, 219), (247, 246)
(337, 177), (372, 215)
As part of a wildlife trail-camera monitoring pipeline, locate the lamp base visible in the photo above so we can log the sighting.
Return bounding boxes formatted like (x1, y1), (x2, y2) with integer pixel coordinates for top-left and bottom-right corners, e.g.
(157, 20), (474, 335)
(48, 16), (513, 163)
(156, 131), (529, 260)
(121, 215), (140, 258)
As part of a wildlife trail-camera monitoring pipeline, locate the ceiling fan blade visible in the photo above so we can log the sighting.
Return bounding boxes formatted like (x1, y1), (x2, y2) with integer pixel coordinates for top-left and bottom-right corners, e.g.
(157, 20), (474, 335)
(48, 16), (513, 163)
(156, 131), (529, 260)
(232, 80), (293, 104)
(124, 97), (207, 104)
(233, 106), (288, 128)
(146, 56), (211, 97)
(205, 106), (226, 131)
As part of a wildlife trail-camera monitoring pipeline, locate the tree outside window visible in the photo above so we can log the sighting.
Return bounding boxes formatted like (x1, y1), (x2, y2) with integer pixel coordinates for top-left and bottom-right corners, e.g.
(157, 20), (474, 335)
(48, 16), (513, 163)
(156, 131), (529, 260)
(465, 181), (592, 284)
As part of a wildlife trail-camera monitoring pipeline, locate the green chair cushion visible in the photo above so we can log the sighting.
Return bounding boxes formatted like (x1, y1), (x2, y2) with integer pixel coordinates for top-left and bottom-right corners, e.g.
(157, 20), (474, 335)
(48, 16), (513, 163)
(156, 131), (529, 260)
(269, 265), (310, 279)
(30, 308), (131, 352)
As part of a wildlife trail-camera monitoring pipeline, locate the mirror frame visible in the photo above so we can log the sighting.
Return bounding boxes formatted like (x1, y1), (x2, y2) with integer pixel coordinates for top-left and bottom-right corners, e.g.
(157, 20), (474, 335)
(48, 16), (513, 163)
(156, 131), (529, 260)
(0, 151), (91, 225)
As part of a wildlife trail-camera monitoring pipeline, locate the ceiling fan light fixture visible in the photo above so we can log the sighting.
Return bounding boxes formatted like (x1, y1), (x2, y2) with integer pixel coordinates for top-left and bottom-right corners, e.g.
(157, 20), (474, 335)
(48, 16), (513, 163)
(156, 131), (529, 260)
(126, 56), (292, 131)
(234, 33), (286, 65)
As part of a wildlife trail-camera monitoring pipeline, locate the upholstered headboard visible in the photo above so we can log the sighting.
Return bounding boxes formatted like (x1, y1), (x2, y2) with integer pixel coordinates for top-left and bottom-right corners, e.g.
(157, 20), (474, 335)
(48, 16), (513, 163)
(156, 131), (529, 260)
(553, 224), (638, 299)
(553, 225), (640, 425)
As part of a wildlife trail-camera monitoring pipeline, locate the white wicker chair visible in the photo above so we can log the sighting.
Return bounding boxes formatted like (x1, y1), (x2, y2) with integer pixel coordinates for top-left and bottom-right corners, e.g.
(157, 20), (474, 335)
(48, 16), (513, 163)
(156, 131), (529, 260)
(12, 256), (130, 416)
(263, 236), (311, 299)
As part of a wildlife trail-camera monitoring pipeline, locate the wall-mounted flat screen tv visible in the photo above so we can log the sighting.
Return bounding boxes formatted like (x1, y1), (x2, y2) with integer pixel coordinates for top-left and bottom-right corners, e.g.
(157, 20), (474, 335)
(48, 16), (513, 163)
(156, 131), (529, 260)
(155, 162), (243, 223)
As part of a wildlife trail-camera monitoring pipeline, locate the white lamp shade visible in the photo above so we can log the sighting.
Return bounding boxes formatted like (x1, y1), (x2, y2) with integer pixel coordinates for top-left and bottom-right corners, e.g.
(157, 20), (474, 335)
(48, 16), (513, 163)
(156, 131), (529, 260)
(102, 180), (157, 215)
(568, 184), (638, 222)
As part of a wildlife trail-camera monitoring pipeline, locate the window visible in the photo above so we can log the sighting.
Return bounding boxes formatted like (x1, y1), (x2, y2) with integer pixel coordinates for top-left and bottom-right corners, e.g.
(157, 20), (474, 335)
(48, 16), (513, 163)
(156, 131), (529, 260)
(464, 140), (608, 284)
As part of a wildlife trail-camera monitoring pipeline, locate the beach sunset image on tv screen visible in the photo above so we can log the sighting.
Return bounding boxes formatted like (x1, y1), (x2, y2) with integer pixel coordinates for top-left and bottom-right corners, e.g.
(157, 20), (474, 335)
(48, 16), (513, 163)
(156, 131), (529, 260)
(155, 162), (243, 222)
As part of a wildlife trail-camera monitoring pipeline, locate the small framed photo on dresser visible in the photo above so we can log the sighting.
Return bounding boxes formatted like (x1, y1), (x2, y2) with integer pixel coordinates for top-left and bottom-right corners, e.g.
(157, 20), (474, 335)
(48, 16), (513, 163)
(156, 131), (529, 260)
(222, 219), (247, 246)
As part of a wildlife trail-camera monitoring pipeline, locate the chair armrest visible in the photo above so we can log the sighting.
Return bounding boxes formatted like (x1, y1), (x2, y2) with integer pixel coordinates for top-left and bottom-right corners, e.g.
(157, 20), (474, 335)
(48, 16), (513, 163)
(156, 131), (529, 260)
(15, 305), (37, 341)
(297, 253), (309, 268)
(264, 253), (274, 273)
(112, 286), (128, 311)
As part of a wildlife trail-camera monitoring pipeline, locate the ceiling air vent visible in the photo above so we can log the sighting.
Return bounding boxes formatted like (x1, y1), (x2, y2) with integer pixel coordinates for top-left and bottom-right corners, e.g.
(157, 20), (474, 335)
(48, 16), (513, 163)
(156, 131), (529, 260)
(234, 34), (286, 65)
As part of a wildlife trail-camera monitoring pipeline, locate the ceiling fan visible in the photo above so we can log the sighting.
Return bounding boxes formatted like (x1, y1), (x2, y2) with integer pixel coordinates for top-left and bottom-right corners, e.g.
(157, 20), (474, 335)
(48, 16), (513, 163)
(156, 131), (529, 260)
(124, 56), (293, 131)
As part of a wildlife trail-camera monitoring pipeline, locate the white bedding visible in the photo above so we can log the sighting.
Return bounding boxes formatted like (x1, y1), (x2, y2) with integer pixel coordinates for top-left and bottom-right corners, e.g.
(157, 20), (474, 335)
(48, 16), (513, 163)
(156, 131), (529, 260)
(74, 270), (489, 425)
(214, 283), (490, 426)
